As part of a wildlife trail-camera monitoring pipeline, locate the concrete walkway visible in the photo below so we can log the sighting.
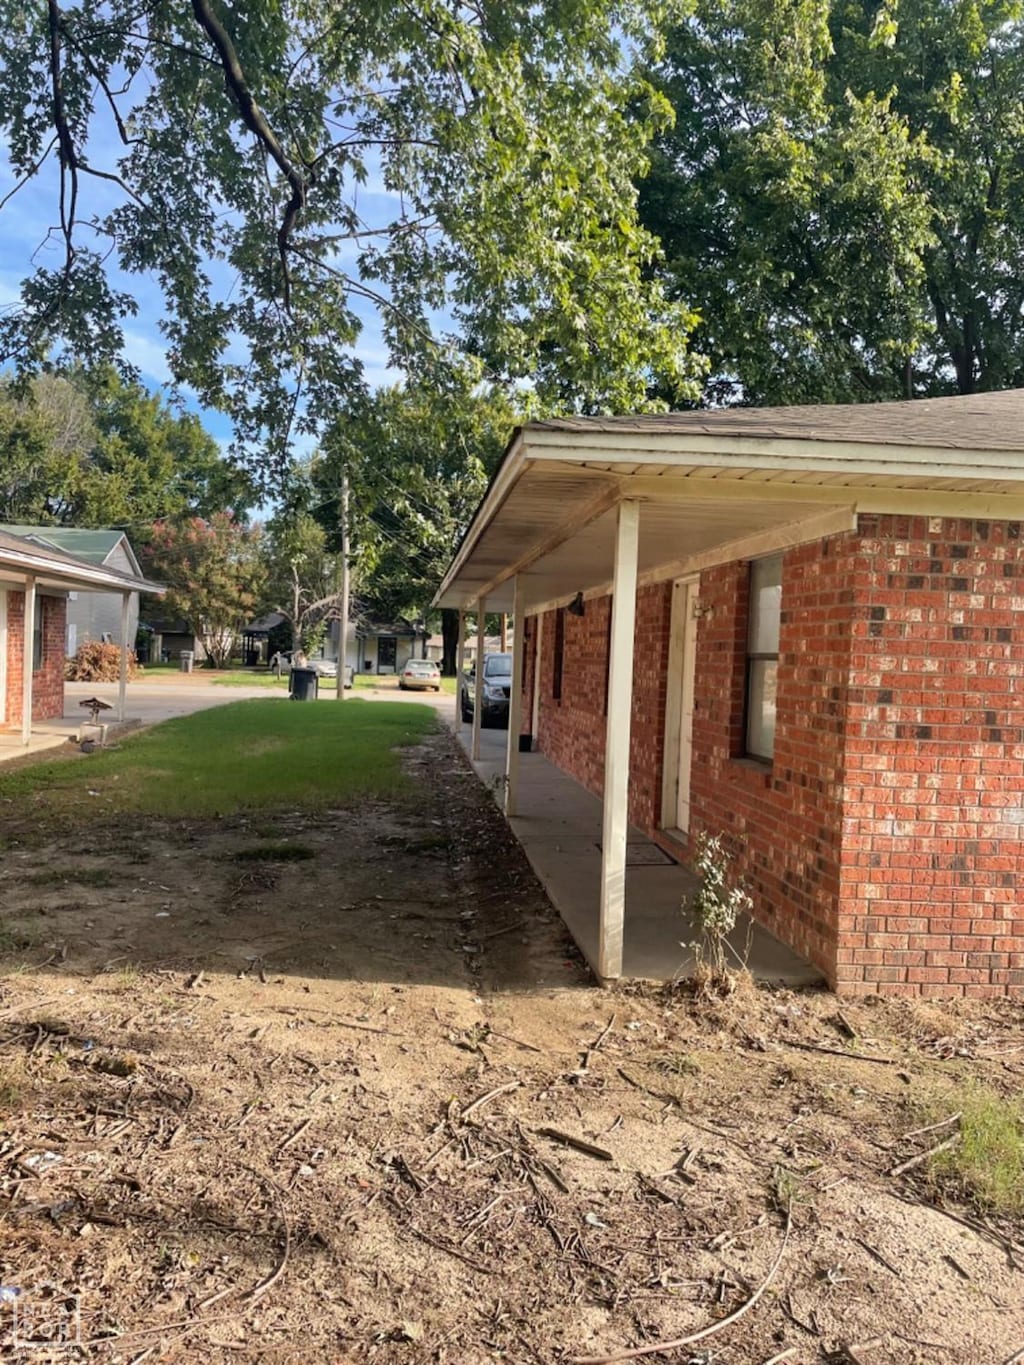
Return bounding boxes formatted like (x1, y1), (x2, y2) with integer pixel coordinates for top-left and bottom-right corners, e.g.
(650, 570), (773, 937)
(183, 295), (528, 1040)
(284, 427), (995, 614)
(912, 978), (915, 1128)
(457, 725), (822, 987)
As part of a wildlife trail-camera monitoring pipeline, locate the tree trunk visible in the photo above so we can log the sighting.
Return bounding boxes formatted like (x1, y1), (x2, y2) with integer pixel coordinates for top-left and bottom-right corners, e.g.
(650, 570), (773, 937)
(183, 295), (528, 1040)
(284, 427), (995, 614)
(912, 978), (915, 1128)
(441, 607), (460, 675)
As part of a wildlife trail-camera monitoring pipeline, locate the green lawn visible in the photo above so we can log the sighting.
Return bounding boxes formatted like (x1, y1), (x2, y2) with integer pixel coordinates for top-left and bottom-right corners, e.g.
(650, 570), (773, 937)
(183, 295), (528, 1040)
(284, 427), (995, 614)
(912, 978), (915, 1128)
(0, 700), (437, 823)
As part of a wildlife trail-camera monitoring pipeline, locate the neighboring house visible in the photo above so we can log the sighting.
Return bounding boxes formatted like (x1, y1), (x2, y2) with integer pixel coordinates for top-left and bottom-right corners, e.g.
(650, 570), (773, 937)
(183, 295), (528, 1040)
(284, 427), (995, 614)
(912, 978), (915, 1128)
(140, 618), (206, 665)
(435, 389), (1024, 1000)
(351, 619), (428, 675)
(321, 617), (369, 674)
(0, 525), (143, 656)
(0, 529), (162, 737)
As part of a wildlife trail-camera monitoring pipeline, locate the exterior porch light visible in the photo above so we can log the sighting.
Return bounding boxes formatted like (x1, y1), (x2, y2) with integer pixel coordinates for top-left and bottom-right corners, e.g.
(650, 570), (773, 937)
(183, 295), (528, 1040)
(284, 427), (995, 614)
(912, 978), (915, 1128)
(567, 591), (585, 617)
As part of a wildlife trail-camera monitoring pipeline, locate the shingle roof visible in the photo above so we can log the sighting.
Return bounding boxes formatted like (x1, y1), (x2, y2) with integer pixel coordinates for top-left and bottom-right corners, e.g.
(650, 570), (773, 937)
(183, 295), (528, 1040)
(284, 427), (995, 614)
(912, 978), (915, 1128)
(0, 528), (161, 592)
(530, 388), (1024, 451)
(0, 524), (129, 566)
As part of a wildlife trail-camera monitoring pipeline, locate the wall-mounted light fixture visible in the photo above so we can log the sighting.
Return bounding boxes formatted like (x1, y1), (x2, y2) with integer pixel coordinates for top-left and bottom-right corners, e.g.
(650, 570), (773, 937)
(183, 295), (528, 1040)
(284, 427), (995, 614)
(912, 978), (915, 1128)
(567, 591), (586, 618)
(691, 598), (714, 620)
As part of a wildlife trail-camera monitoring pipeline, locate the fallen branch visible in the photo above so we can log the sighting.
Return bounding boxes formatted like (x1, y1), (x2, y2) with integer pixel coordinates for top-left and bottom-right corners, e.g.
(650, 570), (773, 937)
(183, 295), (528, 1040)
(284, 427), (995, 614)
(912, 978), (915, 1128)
(895, 1113), (961, 1145)
(570, 1203), (793, 1363)
(276, 1117), (312, 1156)
(0, 995), (60, 1021)
(780, 1039), (896, 1066)
(537, 1128), (613, 1162)
(461, 1080), (520, 1121)
(888, 1134), (960, 1178)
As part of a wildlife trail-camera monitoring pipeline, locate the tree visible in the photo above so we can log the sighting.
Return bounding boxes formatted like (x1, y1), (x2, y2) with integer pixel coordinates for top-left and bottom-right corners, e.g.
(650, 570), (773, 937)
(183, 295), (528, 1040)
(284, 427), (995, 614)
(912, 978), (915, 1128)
(0, 0), (703, 479)
(262, 510), (341, 654)
(638, 0), (1024, 404)
(0, 368), (252, 526)
(141, 514), (264, 667)
(314, 380), (516, 672)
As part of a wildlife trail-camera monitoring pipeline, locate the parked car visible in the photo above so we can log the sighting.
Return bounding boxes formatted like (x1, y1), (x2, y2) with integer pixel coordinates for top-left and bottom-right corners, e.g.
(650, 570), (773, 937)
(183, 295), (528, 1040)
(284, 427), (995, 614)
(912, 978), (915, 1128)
(399, 659), (441, 691)
(459, 652), (512, 727)
(273, 652), (352, 686)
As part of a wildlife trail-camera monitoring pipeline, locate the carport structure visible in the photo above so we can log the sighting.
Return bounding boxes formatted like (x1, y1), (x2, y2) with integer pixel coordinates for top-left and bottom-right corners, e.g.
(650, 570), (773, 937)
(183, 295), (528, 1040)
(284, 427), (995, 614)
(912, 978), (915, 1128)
(0, 529), (164, 745)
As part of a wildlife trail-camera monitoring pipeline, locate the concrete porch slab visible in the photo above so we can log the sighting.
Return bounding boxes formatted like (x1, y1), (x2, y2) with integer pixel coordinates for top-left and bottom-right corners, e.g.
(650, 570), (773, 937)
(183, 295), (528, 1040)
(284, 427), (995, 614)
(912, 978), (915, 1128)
(457, 725), (822, 987)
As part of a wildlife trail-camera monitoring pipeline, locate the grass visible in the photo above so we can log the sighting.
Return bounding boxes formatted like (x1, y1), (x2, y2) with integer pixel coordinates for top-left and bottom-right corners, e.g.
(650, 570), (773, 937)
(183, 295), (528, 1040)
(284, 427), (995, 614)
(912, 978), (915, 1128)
(926, 1085), (1024, 1215)
(0, 699), (437, 824)
(26, 867), (119, 887)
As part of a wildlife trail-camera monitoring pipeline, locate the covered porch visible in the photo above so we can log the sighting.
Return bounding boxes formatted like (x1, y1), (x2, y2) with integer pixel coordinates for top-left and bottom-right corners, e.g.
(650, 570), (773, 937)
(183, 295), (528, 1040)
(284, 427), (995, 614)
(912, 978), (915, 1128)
(0, 529), (163, 750)
(458, 725), (821, 984)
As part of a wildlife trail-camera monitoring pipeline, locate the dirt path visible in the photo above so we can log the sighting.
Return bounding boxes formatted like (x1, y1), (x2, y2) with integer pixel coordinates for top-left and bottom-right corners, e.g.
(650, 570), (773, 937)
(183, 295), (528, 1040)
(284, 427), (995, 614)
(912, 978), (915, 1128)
(0, 730), (1022, 1362)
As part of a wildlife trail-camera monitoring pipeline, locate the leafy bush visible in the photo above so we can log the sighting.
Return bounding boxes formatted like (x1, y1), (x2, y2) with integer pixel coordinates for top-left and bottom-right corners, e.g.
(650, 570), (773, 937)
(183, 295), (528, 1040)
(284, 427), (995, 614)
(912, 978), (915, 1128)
(65, 640), (139, 682)
(683, 829), (753, 985)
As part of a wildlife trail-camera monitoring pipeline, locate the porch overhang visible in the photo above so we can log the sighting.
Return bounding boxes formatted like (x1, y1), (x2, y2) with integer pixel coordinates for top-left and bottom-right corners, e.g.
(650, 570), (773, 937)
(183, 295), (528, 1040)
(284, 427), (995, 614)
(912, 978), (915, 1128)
(434, 392), (1024, 615)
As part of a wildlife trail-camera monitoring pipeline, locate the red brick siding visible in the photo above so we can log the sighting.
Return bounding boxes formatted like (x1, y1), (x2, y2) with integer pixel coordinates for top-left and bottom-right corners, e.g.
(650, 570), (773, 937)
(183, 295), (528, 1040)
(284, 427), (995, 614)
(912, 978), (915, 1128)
(689, 540), (855, 982)
(530, 514), (1024, 999)
(836, 516), (1024, 998)
(534, 584), (672, 831)
(4, 592), (67, 726)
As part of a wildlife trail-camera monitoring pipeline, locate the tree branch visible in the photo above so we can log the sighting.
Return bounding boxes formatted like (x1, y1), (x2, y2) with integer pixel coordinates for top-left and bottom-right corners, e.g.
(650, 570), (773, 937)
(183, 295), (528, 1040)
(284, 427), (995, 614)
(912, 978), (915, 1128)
(189, 0), (310, 312)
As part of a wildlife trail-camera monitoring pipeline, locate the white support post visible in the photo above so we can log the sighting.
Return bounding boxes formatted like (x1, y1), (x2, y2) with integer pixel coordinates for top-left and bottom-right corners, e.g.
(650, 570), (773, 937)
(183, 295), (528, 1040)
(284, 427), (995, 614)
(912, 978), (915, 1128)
(471, 599), (486, 761)
(504, 580), (525, 816)
(454, 610), (466, 732)
(118, 592), (130, 723)
(598, 500), (640, 980)
(21, 575), (36, 746)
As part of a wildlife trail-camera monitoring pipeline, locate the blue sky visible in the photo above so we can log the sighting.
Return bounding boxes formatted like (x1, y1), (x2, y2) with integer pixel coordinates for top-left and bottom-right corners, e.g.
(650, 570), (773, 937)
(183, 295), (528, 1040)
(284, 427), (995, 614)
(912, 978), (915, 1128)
(0, 129), (404, 463)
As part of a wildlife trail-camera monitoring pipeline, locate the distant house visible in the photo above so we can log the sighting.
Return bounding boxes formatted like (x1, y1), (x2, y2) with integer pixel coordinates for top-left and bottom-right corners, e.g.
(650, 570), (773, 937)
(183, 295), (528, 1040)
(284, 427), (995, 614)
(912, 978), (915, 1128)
(0, 528), (162, 739)
(0, 525), (143, 656)
(321, 616), (426, 675)
(139, 618), (206, 665)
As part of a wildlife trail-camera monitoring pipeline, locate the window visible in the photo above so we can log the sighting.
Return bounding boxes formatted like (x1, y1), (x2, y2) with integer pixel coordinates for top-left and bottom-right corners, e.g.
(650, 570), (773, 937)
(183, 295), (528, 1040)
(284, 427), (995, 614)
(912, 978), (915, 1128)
(745, 556), (781, 761)
(32, 598), (45, 672)
(552, 608), (565, 701)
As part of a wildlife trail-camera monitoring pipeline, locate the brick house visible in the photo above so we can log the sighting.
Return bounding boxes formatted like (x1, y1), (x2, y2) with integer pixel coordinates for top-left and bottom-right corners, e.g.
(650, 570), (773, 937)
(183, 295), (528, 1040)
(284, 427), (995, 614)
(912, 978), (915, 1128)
(435, 391), (1024, 998)
(0, 529), (163, 742)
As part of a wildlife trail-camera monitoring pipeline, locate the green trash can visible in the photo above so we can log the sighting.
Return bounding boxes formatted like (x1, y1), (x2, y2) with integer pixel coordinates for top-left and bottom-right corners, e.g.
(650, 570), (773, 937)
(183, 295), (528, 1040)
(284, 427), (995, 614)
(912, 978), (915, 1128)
(289, 666), (319, 701)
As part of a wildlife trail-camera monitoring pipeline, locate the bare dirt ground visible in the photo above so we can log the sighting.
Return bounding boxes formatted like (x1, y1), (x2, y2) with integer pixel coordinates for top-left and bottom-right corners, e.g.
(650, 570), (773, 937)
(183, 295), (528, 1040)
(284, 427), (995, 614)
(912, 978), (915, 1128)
(1, 730), (1022, 1363)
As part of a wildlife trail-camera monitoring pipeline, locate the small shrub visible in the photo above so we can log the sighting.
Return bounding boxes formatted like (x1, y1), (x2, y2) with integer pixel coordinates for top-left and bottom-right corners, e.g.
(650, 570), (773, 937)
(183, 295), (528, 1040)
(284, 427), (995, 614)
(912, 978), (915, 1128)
(683, 830), (753, 986)
(65, 640), (139, 683)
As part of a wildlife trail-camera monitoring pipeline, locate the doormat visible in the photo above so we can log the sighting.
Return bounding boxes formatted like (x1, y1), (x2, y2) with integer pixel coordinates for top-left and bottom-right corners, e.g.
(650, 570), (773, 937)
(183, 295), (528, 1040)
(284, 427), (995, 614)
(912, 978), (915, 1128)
(594, 841), (675, 867)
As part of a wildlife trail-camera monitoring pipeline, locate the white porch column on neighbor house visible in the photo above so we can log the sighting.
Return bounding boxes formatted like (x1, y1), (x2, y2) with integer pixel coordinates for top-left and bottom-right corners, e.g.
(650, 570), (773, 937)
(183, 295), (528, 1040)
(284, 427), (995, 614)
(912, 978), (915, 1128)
(598, 499), (640, 980)
(504, 578), (525, 816)
(472, 598), (486, 760)
(21, 575), (36, 746)
(454, 610), (466, 733)
(118, 592), (130, 722)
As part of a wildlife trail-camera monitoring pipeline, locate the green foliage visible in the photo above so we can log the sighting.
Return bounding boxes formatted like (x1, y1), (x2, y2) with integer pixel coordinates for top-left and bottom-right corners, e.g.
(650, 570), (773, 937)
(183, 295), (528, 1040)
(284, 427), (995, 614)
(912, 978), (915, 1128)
(316, 380), (515, 636)
(0, 0), (705, 478)
(0, 699), (437, 821)
(926, 1086), (1024, 1215)
(0, 368), (250, 527)
(261, 508), (341, 653)
(141, 514), (264, 668)
(683, 830), (753, 981)
(640, 0), (1024, 402)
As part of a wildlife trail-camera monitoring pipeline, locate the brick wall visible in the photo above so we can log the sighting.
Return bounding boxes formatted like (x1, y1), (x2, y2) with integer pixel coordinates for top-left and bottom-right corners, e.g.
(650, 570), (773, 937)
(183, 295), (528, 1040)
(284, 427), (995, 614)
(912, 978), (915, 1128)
(534, 584), (672, 831)
(3, 592), (67, 726)
(688, 539), (857, 981)
(529, 514), (1024, 999)
(837, 515), (1024, 998)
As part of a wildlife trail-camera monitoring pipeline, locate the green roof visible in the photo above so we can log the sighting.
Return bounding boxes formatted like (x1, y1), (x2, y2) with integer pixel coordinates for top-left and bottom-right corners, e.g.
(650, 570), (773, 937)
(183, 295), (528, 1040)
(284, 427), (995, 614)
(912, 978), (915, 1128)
(0, 524), (130, 568)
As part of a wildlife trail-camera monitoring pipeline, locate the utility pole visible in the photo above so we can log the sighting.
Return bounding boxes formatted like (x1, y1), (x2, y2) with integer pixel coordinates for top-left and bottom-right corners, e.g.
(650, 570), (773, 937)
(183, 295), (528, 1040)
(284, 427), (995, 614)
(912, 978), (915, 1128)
(335, 470), (351, 700)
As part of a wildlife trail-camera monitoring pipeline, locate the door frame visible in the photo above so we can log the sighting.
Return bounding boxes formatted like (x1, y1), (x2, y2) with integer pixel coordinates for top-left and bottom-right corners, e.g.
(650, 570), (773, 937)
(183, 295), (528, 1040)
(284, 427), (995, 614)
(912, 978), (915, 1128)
(377, 635), (398, 673)
(660, 575), (699, 837)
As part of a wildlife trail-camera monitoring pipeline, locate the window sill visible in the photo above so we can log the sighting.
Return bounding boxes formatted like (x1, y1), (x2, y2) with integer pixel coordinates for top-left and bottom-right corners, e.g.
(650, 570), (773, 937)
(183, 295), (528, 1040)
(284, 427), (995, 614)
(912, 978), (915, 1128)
(731, 755), (773, 776)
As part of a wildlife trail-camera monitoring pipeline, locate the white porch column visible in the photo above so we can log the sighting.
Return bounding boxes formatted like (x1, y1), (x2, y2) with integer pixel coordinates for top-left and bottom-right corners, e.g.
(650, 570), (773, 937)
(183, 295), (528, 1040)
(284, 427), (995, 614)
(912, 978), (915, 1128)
(118, 592), (130, 722)
(21, 575), (36, 746)
(598, 500), (640, 980)
(504, 579), (525, 816)
(471, 599), (486, 760)
(454, 610), (466, 733)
